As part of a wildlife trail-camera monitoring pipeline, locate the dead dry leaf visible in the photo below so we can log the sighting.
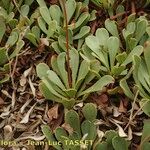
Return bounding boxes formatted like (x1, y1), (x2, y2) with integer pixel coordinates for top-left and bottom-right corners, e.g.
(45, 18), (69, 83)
(24, 67), (32, 77)
(127, 126), (133, 140)
(118, 100), (127, 113)
(46, 0), (58, 4)
(133, 132), (142, 136)
(62, 123), (74, 135)
(20, 103), (37, 124)
(28, 77), (36, 97)
(73, 102), (83, 110)
(97, 129), (104, 141)
(16, 135), (45, 141)
(117, 124), (127, 137)
(113, 106), (121, 117)
(110, 119), (127, 137)
(12, 90), (16, 108)
(20, 75), (27, 86)
(20, 99), (32, 113)
(0, 105), (11, 118)
(93, 93), (109, 107)
(40, 38), (49, 46)
(1, 90), (11, 98)
(4, 125), (13, 140)
(50, 112), (64, 131)
(47, 104), (59, 122)
(0, 97), (4, 106)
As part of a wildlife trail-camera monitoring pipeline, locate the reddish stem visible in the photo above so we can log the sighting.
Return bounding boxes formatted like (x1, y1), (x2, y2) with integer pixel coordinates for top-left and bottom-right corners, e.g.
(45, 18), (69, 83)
(131, 0), (136, 14)
(110, 11), (130, 20)
(61, 0), (72, 88)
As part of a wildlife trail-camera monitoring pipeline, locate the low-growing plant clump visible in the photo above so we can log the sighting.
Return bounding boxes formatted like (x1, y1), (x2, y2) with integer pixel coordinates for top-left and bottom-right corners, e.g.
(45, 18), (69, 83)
(0, 0), (150, 150)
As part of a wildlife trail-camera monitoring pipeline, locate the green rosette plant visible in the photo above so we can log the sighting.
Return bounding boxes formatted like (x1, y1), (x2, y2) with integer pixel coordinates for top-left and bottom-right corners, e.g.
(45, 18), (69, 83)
(104, 15), (150, 49)
(0, 0), (34, 14)
(82, 16), (150, 96)
(27, 0), (96, 51)
(0, 4), (33, 84)
(84, 27), (143, 78)
(122, 15), (150, 51)
(36, 48), (114, 109)
(42, 103), (98, 150)
(132, 41), (150, 116)
(42, 103), (129, 150)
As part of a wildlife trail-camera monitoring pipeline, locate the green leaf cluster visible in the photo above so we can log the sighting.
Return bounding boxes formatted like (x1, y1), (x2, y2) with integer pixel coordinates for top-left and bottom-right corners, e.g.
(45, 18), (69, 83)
(42, 103), (129, 150)
(0, 3), (33, 84)
(36, 48), (114, 109)
(27, 0), (95, 50)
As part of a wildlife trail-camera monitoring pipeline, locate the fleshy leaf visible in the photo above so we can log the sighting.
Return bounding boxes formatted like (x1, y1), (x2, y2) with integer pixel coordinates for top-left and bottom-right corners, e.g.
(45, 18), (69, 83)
(112, 136), (128, 150)
(65, 110), (81, 137)
(0, 18), (6, 42)
(41, 125), (62, 150)
(140, 99), (150, 117)
(36, 0), (47, 7)
(39, 7), (51, 24)
(96, 28), (109, 46)
(46, 70), (66, 90)
(69, 48), (79, 87)
(107, 36), (119, 69)
(122, 45), (143, 66)
(73, 26), (90, 40)
(120, 79), (134, 100)
(79, 75), (114, 96)
(36, 63), (50, 79)
(105, 19), (119, 38)
(6, 31), (18, 47)
(55, 127), (69, 149)
(0, 48), (8, 65)
(49, 5), (62, 26)
(140, 120), (150, 150)
(82, 103), (97, 122)
(57, 52), (69, 88)
(135, 19), (147, 42)
(66, 0), (76, 23)
(144, 41), (150, 75)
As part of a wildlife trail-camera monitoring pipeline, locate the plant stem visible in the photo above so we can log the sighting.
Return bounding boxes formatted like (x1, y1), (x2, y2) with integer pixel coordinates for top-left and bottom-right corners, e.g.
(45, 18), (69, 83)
(131, 0), (136, 14)
(60, 0), (72, 88)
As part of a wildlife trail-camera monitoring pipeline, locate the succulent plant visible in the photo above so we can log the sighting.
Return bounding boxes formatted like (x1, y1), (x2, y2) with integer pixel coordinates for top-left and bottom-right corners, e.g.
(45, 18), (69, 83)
(36, 48), (114, 109)
(27, 0), (96, 50)
(132, 41), (150, 116)
(83, 25), (143, 78)
(42, 103), (129, 150)
(95, 130), (129, 150)
(140, 119), (150, 150)
(0, 5), (32, 84)
(0, 63), (10, 85)
(122, 15), (150, 51)
(103, 15), (150, 50)
(0, 0), (34, 14)
(90, 0), (119, 17)
(42, 103), (98, 150)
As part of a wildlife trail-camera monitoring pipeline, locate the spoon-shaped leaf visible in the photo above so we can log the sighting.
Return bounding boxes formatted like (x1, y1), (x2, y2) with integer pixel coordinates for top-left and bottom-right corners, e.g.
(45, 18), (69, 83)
(65, 110), (81, 137)
(105, 19), (119, 38)
(79, 75), (114, 96)
(107, 36), (119, 69)
(66, 0), (76, 23)
(41, 125), (62, 150)
(39, 7), (51, 24)
(122, 45), (143, 66)
(0, 18), (6, 42)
